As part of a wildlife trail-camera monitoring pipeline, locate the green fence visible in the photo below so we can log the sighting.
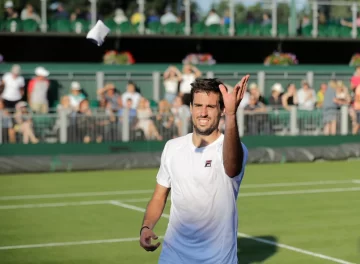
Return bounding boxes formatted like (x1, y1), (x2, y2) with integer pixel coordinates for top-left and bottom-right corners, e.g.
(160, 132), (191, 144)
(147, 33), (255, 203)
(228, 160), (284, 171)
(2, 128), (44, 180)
(0, 63), (356, 105)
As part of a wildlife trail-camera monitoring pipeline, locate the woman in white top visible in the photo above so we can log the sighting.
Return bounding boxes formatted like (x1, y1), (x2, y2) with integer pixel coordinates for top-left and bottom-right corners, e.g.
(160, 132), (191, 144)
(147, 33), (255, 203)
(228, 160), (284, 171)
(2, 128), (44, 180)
(179, 64), (202, 106)
(163, 66), (182, 104)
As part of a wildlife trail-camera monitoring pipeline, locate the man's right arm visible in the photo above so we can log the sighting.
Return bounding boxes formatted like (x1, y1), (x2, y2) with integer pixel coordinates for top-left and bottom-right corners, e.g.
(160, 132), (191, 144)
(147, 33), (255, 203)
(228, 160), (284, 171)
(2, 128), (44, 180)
(141, 184), (170, 230)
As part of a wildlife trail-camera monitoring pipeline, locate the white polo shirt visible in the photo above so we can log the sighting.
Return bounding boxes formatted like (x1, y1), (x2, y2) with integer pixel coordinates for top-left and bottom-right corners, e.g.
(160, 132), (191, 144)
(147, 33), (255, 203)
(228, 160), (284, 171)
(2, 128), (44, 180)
(157, 133), (248, 264)
(1, 73), (25, 101)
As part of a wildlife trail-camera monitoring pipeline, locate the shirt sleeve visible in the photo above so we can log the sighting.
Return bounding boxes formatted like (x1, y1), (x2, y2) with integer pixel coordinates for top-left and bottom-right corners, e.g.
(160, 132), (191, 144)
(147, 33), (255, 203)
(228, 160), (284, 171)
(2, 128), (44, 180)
(156, 142), (171, 188)
(19, 77), (25, 87)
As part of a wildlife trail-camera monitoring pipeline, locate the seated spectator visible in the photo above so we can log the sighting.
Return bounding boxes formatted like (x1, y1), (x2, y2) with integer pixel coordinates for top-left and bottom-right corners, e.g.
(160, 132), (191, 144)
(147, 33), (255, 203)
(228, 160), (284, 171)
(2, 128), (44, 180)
(131, 8), (145, 25)
(121, 81), (141, 109)
(70, 7), (89, 22)
(97, 83), (121, 111)
(50, 2), (69, 20)
(75, 99), (102, 143)
(21, 3), (41, 23)
(316, 83), (328, 108)
(4, 1), (18, 20)
(171, 95), (191, 136)
(113, 8), (128, 25)
(249, 83), (266, 104)
(163, 66), (182, 104)
(135, 98), (162, 140)
(155, 99), (176, 140)
(297, 81), (316, 111)
(244, 95), (269, 135)
(118, 98), (137, 124)
(268, 83), (283, 109)
(68, 81), (85, 110)
(340, 12), (360, 28)
(262, 13), (271, 26)
(282, 83), (298, 111)
(205, 9), (221, 26)
(147, 9), (160, 23)
(222, 9), (230, 25)
(160, 7), (178, 25)
(0, 99), (15, 143)
(27, 67), (50, 114)
(0, 64), (25, 110)
(14, 101), (38, 144)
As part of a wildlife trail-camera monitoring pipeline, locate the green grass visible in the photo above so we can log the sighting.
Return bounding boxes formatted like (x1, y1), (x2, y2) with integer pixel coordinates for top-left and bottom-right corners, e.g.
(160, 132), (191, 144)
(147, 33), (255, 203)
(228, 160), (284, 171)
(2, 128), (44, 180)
(0, 161), (359, 264)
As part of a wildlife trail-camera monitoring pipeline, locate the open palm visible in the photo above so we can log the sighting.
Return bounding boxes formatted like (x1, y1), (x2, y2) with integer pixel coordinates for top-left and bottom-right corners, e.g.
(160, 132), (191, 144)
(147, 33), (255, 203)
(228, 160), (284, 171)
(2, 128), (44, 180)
(219, 75), (250, 115)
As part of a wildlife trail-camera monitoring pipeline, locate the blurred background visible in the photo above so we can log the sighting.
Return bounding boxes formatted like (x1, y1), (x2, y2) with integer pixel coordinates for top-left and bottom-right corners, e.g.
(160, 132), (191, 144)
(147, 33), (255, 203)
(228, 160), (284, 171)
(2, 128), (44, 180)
(0, 1), (359, 264)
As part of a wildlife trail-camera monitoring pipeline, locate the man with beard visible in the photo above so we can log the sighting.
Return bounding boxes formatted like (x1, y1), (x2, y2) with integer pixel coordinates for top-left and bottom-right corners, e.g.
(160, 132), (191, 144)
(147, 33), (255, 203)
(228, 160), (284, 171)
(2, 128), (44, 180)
(139, 76), (249, 264)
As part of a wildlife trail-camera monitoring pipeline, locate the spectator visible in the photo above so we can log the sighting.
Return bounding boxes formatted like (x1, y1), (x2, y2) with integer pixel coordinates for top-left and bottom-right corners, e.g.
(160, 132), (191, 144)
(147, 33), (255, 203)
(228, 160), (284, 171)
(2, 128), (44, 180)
(163, 66), (182, 104)
(4, 1), (18, 20)
(160, 7), (178, 25)
(262, 13), (271, 26)
(135, 98), (162, 140)
(268, 83), (283, 109)
(147, 9), (160, 23)
(27, 67), (50, 114)
(75, 99), (102, 143)
(340, 12), (360, 28)
(113, 8), (128, 25)
(0, 99), (16, 143)
(205, 9), (221, 26)
(155, 99), (176, 140)
(179, 64), (201, 106)
(282, 83), (298, 111)
(118, 98), (137, 124)
(249, 83), (266, 104)
(171, 95), (191, 137)
(297, 80), (316, 110)
(0, 64), (25, 110)
(131, 8), (145, 25)
(97, 83), (121, 111)
(70, 7), (89, 22)
(352, 84), (360, 135)
(316, 83), (327, 108)
(121, 81), (141, 109)
(244, 94), (269, 135)
(50, 2), (69, 20)
(20, 3), (41, 23)
(335, 81), (351, 106)
(322, 80), (341, 135)
(68, 81), (85, 110)
(350, 66), (360, 90)
(14, 101), (38, 144)
(222, 10), (230, 25)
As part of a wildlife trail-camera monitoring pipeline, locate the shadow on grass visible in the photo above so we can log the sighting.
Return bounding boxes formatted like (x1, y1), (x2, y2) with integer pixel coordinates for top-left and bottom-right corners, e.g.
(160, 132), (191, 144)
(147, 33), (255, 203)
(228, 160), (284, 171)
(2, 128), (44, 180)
(237, 235), (278, 264)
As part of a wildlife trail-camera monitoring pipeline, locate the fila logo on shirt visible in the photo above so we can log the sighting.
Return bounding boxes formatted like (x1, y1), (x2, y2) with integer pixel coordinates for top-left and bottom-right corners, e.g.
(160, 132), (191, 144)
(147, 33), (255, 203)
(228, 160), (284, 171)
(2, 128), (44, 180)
(205, 160), (212, 167)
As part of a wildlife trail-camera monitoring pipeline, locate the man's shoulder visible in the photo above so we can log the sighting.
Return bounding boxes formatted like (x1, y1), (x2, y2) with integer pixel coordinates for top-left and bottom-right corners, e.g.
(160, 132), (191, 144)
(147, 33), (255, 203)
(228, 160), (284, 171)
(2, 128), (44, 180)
(164, 134), (191, 151)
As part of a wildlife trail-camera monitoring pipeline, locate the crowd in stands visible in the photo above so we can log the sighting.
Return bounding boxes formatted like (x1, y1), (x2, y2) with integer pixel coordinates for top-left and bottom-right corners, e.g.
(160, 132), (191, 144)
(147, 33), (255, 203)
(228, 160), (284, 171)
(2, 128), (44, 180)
(0, 64), (360, 144)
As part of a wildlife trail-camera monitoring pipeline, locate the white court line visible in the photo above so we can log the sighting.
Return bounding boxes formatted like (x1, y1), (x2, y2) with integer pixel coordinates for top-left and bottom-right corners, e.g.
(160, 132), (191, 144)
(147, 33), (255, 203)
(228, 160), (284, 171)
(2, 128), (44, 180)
(1, 187), (360, 210)
(0, 198), (150, 210)
(0, 237), (153, 250)
(237, 233), (355, 264)
(110, 201), (356, 264)
(239, 187), (360, 197)
(241, 180), (357, 189)
(1, 179), (358, 201)
(0, 190), (153, 201)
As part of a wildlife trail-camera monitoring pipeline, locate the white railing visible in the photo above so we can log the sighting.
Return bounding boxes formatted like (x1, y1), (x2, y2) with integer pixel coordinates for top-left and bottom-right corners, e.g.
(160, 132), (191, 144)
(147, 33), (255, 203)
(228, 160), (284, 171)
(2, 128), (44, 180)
(0, 105), (352, 144)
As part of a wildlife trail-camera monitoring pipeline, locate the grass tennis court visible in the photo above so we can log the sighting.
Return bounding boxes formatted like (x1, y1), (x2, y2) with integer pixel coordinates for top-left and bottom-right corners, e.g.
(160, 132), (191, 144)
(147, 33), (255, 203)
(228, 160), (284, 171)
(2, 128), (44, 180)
(0, 161), (359, 264)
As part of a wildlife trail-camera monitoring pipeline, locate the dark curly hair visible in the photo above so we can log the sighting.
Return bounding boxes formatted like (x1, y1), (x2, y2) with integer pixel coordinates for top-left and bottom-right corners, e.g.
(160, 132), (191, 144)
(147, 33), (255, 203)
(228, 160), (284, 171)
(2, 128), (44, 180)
(190, 78), (227, 110)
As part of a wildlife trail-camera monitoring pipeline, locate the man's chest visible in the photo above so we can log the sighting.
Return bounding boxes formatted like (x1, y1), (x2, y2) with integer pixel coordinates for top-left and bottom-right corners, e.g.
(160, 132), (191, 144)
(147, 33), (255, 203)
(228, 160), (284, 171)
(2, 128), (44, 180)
(169, 150), (223, 186)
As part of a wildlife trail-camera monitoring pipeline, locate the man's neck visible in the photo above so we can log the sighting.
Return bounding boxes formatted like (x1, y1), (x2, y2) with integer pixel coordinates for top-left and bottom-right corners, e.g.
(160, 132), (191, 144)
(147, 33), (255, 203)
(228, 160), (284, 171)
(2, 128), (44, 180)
(192, 129), (221, 148)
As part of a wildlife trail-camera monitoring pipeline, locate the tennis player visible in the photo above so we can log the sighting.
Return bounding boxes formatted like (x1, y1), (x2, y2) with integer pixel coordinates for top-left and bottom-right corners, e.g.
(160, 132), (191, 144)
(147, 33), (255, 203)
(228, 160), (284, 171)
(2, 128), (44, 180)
(139, 75), (250, 264)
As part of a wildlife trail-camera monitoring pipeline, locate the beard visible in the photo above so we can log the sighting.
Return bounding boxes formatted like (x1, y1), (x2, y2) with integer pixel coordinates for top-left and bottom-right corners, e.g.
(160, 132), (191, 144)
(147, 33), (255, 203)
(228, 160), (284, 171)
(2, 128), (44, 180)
(192, 116), (221, 136)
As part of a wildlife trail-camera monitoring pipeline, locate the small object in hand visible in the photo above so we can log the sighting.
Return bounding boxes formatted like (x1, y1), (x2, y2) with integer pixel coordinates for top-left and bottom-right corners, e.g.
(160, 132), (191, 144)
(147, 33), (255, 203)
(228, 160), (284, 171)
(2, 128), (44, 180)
(86, 20), (110, 46)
